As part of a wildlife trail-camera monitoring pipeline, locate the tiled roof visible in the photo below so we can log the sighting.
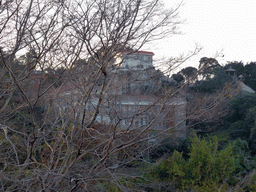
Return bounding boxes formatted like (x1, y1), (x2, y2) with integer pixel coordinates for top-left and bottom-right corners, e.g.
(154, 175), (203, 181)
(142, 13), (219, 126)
(237, 80), (255, 93)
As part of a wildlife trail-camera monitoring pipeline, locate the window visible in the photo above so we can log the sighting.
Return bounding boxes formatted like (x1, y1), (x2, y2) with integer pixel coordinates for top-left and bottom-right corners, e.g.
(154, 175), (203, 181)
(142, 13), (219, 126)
(123, 118), (131, 126)
(143, 117), (148, 125)
(122, 83), (131, 93)
(140, 116), (148, 126)
(137, 65), (144, 69)
(127, 83), (131, 91)
(113, 117), (119, 124)
(140, 118), (143, 126)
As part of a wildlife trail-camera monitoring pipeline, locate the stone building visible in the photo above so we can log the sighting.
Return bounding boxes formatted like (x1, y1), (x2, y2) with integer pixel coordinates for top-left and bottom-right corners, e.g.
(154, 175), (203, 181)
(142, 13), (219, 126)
(47, 50), (187, 143)
(89, 50), (186, 141)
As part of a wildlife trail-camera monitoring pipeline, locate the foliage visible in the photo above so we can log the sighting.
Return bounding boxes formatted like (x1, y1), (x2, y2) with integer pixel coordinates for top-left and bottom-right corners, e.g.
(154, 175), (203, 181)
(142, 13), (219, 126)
(171, 73), (184, 84)
(142, 135), (256, 191)
(243, 62), (256, 91)
(244, 173), (256, 191)
(179, 66), (197, 82)
(223, 93), (256, 143)
(193, 67), (232, 93)
(224, 61), (244, 77)
(149, 138), (190, 161)
(224, 61), (256, 91)
(250, 121), (256, 155)
(231, 139), (256, 176)
(198, 57), (221, 78)
(147, 135), (235, 191)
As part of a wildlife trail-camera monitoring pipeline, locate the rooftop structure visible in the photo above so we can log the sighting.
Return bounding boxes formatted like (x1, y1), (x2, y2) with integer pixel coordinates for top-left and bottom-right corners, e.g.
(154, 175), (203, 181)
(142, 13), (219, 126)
(225, 67), (237, 77)
(114, 50), (154, 70)
(225, 67), (255, 94)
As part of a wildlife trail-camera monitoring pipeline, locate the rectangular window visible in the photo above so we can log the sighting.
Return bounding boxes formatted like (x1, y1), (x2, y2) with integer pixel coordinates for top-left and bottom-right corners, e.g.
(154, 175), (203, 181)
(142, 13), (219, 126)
(123, 118), (131, 126)
(140, 117), (148, 126)
(127, 83), (131, 91)
(143, 117), (147, 125)
(140, 118), (143, 126)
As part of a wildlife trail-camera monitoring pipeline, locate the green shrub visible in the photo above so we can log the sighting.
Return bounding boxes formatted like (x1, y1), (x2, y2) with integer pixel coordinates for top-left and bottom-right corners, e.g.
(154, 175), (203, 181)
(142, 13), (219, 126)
(147, 135), (235, 191)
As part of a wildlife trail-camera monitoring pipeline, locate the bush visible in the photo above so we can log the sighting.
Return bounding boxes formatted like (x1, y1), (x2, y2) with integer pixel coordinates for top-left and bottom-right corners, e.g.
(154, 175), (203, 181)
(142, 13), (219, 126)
(147, 135), (235, 191)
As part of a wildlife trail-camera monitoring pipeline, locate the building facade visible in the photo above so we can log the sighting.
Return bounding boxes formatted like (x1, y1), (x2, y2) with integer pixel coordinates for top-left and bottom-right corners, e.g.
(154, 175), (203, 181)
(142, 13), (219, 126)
(47, 50), (187, 144)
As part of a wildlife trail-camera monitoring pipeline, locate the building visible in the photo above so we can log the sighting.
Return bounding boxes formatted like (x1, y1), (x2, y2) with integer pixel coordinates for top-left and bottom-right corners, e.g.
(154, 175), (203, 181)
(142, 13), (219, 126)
(114, 50), (154, 70)
(225, 67), (255, 94)
(46, 50), (187, 144)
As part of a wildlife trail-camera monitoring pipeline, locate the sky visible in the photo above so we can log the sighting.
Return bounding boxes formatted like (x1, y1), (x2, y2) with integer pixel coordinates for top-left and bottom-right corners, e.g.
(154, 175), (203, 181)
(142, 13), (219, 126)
(147, 0), (256, 70)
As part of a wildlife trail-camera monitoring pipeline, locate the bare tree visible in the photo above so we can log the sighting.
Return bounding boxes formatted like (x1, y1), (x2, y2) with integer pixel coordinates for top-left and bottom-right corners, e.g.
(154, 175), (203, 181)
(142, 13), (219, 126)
(0, 0), (209, 191)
